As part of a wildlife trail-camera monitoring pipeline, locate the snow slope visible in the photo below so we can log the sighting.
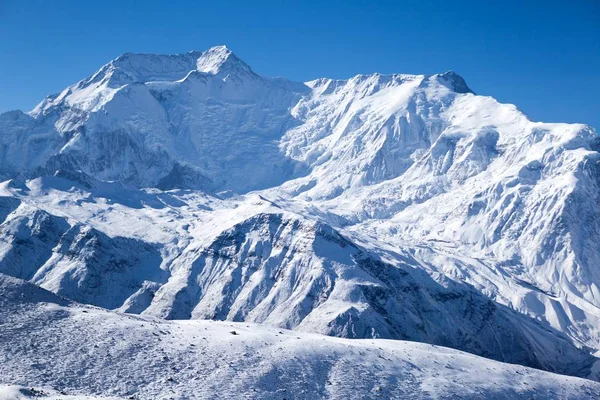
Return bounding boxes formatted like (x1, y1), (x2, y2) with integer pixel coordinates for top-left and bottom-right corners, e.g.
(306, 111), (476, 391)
(0, 385), (117, 400)
(1, 274), (599, 400)
(0, 176), (597, 381)
(1, 45), (600, 387)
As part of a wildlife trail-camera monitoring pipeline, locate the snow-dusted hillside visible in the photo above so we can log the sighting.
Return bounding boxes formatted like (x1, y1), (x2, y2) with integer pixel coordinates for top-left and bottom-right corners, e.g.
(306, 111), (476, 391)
(0, 385), (117, 400)
(0, 175), (598, 382)
(1, 274), (599, 399)
(1, 45), (600, 391)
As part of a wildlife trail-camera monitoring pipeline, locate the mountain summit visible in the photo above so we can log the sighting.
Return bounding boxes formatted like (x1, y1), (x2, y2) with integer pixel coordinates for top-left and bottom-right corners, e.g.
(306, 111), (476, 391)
(104, 45), (255, 82)
(194, 45), (254, 75)
(1, 46), (599, 384)
(2, 47), (483, 193)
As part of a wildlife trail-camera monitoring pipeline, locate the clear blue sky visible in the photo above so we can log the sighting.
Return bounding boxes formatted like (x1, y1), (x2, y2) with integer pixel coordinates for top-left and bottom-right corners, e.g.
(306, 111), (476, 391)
(1, 0), (599, 128)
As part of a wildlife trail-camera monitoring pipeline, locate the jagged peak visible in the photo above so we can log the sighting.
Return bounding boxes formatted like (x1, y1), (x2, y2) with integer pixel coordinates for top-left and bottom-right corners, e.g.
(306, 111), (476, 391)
(308, 72), (421, 87)
(307, 70), (473, 96)
(83, 46), (255, 87)
(195, 45), (253, 76)
(431, 70), (474, 94)
(83, 51), (200, 86)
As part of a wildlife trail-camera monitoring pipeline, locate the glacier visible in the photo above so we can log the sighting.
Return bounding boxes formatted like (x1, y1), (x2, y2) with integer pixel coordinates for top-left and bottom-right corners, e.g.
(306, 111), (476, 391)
(1, 45), (600, 395)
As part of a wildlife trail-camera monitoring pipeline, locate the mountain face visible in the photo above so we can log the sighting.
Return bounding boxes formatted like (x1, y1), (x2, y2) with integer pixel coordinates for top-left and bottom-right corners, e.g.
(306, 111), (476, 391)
(1, 46), (308, 192)
(1, 46), (600, 383)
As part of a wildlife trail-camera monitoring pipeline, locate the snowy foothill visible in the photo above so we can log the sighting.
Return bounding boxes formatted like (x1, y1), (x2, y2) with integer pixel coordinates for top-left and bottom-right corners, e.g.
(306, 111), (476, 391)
(1, 274), (599, 399)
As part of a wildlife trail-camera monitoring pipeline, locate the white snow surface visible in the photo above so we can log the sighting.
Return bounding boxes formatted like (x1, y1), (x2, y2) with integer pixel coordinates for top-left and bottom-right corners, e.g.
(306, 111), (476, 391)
(1, 274), (599, 400)
(0, 385), (117, 400)
(1, 45), (600, 390)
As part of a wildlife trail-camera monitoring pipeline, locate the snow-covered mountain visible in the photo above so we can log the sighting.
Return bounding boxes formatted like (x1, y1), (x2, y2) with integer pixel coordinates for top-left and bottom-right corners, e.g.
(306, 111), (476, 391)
(2, 273), (599, 399)
(1, 45), (600, 390)
(0, 46), (308, 192)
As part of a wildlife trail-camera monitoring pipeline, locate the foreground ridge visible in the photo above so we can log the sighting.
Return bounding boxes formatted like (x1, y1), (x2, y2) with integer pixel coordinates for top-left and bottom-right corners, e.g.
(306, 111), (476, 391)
(1, 274), (598, 399)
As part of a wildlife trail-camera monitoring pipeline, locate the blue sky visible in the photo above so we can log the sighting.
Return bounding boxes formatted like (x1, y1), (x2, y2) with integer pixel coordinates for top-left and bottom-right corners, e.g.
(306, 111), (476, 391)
(1, 0), (599, 128)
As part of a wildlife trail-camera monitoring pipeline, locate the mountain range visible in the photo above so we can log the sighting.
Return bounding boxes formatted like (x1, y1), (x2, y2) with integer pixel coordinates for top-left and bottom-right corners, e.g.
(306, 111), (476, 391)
(1, 45), (599, 398)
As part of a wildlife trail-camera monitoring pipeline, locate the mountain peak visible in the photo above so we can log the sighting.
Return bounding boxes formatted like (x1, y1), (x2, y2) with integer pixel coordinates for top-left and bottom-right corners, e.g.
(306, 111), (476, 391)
(94, 51), (202, 85)
(432, 70), (474, 94)
(89, 45), (254, 86)
(195, 45), (253, 75)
